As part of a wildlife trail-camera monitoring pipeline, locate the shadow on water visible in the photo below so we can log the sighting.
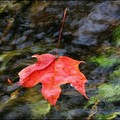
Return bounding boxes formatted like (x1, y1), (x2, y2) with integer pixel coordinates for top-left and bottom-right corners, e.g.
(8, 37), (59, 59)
(0, 0), (120, 119)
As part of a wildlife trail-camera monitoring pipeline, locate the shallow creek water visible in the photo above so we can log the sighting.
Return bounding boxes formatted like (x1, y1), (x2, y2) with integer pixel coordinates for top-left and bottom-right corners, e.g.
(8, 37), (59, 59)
(0, 1), (120, 119)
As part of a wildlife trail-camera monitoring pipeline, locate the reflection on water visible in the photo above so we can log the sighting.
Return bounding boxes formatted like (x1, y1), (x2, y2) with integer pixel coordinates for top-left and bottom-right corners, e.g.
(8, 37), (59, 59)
(0, 1), (120, 119)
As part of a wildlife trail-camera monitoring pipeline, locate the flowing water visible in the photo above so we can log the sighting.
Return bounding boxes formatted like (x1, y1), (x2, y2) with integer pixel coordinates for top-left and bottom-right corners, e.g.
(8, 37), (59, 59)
(0, 1), (120, 119)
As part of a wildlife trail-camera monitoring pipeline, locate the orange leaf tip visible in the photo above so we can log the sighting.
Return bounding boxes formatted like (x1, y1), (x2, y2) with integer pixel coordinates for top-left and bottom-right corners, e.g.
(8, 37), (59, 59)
(8, 79), (13, 85)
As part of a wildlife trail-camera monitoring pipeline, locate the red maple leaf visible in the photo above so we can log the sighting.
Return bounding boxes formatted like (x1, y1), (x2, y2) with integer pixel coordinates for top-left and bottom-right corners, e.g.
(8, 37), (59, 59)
(16, 53), (88, 105)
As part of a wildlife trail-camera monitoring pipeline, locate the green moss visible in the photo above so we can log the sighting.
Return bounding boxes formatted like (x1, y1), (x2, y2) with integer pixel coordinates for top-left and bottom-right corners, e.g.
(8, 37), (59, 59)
(89, 55), (120, 67)
(0, 1), (21, 13)
(113, 25), (120, 46)
(30, 100), (50, 119)
(0, 51), (21, 71)
(84, 80), (120, 119)
(0, 87), (51, 119)
(84, 81), (120, 109)
(0, 1), (29, 14)
(98, 82), (120, 102)
(109, 66), (120, 80)
(85, 79), (120, 109)
(95, 112), (120, 120)
(21, 87), (51, 119)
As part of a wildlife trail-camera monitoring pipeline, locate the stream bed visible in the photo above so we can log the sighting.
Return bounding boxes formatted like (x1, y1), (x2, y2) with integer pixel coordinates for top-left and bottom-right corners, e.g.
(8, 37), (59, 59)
(0, 1), (120, 119)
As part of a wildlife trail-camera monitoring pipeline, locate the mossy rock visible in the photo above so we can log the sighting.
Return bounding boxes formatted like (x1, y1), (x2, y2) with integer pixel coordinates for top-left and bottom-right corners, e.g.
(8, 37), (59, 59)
(112, 25), (120, 47)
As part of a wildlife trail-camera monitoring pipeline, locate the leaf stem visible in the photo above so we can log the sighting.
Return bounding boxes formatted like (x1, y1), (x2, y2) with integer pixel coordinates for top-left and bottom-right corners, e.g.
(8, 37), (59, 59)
(56, 8), (68, 56)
